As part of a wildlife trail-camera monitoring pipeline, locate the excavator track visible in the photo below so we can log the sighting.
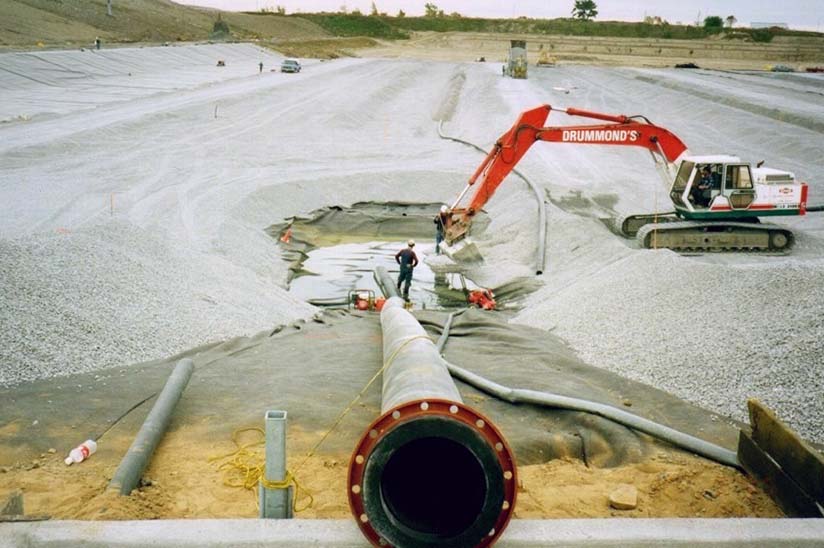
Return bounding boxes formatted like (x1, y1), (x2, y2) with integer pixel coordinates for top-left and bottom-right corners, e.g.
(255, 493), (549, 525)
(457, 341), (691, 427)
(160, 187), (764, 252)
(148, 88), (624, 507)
(612, 212), (677, 237)
(636, 221), (794, 253)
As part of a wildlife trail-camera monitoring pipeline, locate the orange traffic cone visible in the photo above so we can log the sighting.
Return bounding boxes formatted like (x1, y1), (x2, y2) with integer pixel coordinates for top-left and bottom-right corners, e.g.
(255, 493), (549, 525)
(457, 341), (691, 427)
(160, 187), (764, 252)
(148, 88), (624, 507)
(280, 227), (292, 243)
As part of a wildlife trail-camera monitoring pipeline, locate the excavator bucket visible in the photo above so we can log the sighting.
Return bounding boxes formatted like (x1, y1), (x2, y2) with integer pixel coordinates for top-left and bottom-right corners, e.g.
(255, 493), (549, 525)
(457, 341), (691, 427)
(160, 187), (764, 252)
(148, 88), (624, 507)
(439, 238), (484, 263)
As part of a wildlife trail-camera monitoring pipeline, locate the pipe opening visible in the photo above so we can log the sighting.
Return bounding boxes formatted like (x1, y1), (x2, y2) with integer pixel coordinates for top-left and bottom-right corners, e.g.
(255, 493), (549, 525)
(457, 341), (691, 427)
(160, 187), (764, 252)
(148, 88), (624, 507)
(380, 436), (486, 538)
(361, 415), (506, 547)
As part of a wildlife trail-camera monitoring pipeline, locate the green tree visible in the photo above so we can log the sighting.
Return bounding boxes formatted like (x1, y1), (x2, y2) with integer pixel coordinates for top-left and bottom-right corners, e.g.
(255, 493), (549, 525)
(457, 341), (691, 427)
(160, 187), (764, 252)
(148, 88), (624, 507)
(751, 28), (774, 42)
(212, 14), (229, 35)
(572, 0), (598, 21)
(424, 3), (443, 17)
(397, 9), (406, 17)
(704, 16), (724, 31)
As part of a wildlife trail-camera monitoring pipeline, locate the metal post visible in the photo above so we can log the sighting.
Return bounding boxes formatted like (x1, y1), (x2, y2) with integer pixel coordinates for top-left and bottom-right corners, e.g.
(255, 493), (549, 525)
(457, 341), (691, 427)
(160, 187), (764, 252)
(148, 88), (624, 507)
(108, 359), (194, 495)
(259, 410), (292, 519)
(348, 295), (516, 547)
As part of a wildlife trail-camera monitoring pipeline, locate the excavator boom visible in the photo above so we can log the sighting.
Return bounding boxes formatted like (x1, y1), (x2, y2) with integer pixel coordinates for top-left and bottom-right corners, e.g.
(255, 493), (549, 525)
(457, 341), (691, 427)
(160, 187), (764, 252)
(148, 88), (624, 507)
(444, 105), (689, 245)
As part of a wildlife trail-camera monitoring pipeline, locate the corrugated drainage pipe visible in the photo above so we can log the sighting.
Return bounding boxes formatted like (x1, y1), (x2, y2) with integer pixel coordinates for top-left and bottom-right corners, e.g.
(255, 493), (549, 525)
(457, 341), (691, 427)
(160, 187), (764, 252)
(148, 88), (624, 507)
(436, 311), (741, 470)
(348, 296), (516, 547)
(108, 358), (194, 495)
(438, 120), (547, 275)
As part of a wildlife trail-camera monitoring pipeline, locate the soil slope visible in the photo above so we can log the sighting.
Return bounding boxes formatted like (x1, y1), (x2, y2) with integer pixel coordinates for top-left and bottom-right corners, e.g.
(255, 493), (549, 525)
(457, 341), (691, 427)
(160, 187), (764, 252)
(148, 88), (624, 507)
(0, 0), (328, 48)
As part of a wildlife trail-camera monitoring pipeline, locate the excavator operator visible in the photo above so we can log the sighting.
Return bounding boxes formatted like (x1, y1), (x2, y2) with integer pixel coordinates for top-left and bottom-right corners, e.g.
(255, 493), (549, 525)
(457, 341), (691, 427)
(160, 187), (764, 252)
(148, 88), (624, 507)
(693, 165), (722, 207)
(395, 240), (418, 301)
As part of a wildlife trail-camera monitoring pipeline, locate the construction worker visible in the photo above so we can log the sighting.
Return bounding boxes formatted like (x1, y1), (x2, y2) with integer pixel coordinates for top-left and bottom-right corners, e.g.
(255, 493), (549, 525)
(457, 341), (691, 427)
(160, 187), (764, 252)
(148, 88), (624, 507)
(434, 205), (449, 254)
(259, 61), (264, 73)
(395, 240), (418, 301)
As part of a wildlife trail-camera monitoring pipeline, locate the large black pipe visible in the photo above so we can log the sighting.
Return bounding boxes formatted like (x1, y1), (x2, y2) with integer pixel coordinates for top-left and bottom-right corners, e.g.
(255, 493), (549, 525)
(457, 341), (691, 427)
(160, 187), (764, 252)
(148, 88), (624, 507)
(373, 265), (400, 299)
(348, 297), (516, 547)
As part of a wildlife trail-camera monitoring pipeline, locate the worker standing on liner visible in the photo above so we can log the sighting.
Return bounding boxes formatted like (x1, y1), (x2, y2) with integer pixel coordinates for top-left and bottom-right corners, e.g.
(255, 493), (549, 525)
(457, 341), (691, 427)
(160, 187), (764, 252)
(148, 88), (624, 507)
(434, 205), (449, 254)
(395, 240), (418, 301)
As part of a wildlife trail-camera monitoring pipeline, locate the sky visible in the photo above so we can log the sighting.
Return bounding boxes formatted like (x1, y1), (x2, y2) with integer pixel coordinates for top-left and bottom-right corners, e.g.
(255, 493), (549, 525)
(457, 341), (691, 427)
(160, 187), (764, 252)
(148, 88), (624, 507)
(172, 0), (823, 31)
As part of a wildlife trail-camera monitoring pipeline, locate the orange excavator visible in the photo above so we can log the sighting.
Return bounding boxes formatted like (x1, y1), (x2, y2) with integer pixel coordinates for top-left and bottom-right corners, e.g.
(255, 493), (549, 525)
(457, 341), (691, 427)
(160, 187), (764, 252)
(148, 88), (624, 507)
(441, 104), (811, 257)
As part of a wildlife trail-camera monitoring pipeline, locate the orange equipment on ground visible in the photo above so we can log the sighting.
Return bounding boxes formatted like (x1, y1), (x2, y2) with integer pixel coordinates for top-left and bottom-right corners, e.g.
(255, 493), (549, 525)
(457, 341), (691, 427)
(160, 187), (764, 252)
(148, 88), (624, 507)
(468, 288), (496, 310)
(349, 290), (385, 312)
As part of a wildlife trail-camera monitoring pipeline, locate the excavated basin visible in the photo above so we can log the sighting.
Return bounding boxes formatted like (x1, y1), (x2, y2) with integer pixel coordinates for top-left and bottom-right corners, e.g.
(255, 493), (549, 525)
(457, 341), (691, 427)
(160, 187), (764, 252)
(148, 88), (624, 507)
(266, 202), (489, 309)
(267, 202), (539, 309)
(287, 240), (475, 309)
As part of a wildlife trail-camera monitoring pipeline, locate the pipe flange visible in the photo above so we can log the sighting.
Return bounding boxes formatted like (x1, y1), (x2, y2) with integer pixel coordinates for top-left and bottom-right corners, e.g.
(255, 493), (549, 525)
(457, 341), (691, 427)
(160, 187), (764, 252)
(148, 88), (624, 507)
(348, 398), (516, 547)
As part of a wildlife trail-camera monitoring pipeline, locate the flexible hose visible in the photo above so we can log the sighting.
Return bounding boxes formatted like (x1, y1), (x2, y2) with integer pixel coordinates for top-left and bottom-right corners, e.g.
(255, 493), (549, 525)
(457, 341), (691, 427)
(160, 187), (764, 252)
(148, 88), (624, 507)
(438, 120), (548, 275)
(435, 311), (741, 469)
(806, 204), (824, 212)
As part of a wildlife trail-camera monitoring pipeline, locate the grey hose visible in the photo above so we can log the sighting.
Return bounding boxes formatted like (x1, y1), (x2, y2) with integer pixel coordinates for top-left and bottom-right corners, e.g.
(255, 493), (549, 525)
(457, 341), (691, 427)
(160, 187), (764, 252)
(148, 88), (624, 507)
(438, 120), (548, 275)
(436, 311), (741, 469)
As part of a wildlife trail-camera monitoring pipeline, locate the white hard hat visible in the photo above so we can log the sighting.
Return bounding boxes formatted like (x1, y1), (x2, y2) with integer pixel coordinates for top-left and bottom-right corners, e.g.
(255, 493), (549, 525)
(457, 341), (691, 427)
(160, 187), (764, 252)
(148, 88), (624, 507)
(408, 239), (415, 247)
(440, 205), (448, 213)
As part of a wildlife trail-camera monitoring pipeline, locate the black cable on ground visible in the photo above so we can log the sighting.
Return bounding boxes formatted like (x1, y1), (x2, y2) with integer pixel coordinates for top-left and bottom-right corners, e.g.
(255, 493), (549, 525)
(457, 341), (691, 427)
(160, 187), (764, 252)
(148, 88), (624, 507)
(435, 310), (741, 469)
(437, 120), (548, 275)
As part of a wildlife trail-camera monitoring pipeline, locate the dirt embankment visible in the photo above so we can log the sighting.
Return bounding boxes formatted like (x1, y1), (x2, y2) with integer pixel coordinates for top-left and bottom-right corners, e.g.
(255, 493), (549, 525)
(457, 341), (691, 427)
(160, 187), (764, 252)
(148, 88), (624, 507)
(360, 31), (824, 70)
(0, 0), (328, 49)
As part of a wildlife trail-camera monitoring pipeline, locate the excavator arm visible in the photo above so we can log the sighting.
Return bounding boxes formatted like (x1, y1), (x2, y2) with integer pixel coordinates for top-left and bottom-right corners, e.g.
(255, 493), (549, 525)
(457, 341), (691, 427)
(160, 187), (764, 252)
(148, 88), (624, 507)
(444, 104), (689, 244)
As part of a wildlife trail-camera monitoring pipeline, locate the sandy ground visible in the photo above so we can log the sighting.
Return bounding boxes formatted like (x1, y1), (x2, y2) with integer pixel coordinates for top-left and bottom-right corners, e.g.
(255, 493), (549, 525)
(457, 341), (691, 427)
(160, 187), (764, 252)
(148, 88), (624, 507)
(0, 42), (823, 522)
(0, 436), (780, 521)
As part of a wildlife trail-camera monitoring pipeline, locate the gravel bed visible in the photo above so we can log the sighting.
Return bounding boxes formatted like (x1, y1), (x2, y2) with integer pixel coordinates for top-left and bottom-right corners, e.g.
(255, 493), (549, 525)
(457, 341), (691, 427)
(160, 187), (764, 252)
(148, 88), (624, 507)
(0, 222), (313, 386)
(515, 250), (824, 444)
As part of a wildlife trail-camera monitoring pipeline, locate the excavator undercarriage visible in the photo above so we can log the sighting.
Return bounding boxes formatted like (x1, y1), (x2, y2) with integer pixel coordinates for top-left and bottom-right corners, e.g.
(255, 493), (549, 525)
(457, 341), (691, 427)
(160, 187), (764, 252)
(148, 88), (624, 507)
(635, 219), (794, 252)
(615, 214), (795, 252)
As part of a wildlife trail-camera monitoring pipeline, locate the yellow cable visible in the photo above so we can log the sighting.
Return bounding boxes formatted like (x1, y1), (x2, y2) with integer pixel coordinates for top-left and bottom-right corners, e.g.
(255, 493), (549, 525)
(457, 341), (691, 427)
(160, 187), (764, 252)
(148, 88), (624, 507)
(208, 427), (313, 512)
(210, 333), (432, 512)
(293, 333), (431, 474)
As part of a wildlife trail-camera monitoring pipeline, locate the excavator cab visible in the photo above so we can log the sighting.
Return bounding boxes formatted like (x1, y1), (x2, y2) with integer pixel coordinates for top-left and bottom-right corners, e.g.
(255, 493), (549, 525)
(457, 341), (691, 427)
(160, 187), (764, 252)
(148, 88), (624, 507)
(723, 164), (757, 209)
(675, 156), (757, 215)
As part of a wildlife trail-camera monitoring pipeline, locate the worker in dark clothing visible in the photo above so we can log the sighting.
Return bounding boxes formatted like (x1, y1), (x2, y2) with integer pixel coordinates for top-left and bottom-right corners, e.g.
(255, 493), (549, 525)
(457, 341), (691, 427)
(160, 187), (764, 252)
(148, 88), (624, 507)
(259, 62), (264, 73)
(695, 165), (721, 207)
(434, 205), (449, 254)
(395, 240), (418, 301)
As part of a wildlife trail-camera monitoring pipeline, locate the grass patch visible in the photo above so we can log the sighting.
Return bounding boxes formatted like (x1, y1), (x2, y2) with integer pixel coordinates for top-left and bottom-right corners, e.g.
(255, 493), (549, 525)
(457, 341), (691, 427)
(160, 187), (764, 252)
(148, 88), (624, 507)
(266, 37), (378, 59)
(294, 13), (823, 43)
(298, 14), (409, 39)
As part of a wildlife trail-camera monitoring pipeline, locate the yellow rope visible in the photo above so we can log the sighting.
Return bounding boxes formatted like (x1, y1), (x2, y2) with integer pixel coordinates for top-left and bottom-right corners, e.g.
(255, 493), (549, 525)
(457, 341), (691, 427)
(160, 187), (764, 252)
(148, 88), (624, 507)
(209, 333), (432, 512)
(293, 333), (431, 474)
(208, 427), (313, 512)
